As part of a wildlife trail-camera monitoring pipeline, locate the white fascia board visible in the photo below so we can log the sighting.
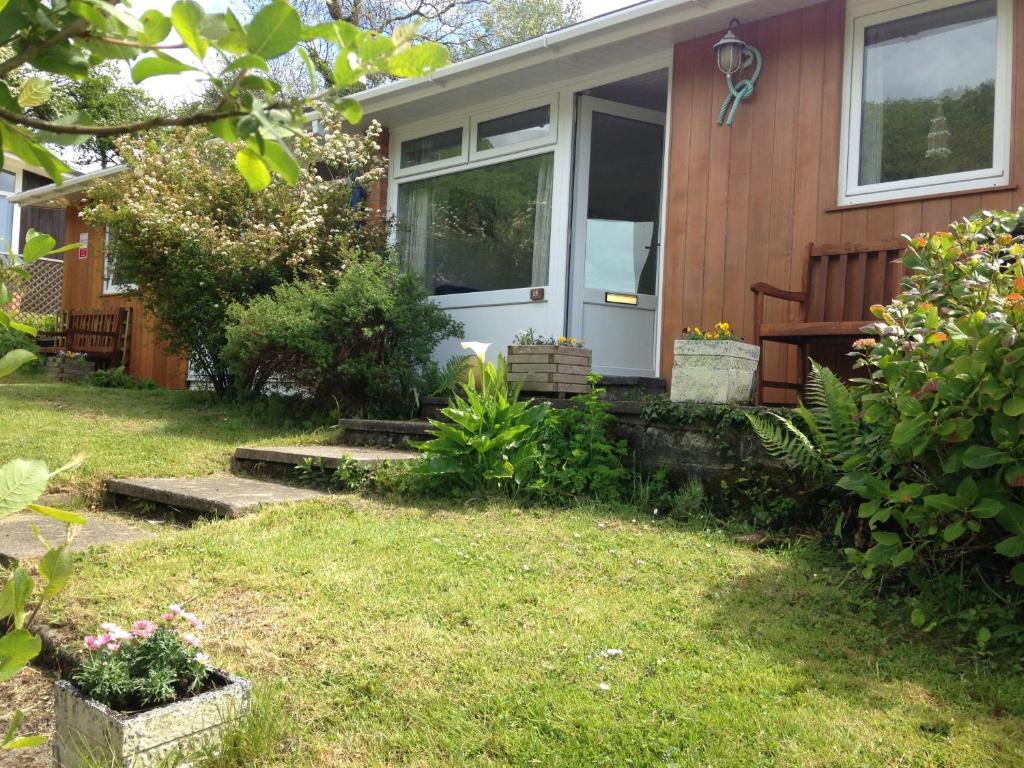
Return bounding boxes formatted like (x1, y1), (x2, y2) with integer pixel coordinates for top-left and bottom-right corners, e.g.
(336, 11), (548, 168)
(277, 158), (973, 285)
(9, 164), (127, 207)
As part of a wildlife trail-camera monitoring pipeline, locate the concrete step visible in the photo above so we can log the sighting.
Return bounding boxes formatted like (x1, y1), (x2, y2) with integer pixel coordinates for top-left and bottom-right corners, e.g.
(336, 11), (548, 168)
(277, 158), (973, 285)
(335, 418), (432, 449)
(233, 444), (418, 473)
(106, 475), (330, 518)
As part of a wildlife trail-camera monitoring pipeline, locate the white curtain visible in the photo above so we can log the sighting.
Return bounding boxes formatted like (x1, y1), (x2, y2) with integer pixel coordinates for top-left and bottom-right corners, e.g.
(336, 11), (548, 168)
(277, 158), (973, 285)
(398, 183), (432, 285)
(531, 156), (553, 287)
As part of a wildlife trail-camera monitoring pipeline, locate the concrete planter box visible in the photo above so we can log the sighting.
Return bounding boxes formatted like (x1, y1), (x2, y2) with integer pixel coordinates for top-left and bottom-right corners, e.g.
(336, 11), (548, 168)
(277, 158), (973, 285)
(671, 339), (760, 405)
(44, 357), (95, 382)
(507, 344), (592, 396)
(52, 670), (251, 768)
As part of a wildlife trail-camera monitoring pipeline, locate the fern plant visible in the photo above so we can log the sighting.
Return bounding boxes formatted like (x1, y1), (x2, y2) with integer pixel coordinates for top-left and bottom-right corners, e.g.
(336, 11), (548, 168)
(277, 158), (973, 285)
(744, 360), (860, 481)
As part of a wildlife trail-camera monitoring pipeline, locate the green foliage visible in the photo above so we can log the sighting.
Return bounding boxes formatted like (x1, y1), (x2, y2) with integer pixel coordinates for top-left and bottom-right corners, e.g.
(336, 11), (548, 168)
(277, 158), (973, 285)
(534, 376), (630, 502)
(222, 259), (462, 415)
(84, 366), (157, 390)
(0, 326), (39, 373)
(294, 455), (370, 492)
(73, 626), (209, 711)
(0, 1), (449, 188)
(424, 354), (473, 398)
(414, 352), (550, 497)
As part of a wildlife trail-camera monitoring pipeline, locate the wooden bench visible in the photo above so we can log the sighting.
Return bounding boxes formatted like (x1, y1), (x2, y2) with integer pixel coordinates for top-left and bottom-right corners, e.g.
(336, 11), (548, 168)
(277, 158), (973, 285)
(39, 307), (131, 369)
(750, 239), (906, 404)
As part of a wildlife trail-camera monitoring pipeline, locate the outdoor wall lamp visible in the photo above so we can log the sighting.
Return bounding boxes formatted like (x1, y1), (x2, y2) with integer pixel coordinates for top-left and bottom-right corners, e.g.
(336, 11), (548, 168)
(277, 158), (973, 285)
(714, 18), (762, 127)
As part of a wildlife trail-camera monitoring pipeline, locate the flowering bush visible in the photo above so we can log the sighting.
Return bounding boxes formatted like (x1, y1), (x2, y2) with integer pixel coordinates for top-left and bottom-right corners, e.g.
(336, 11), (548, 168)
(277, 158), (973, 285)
(83, 112), (391, 392)
(512, 329), (585, 347)
(683, 322), (736, 340)
(74, 606), (212, 711)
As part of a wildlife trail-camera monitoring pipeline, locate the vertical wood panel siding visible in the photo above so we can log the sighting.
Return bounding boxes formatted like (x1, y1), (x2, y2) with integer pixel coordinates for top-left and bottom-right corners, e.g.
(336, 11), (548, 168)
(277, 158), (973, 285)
(63, 203), (188, 389)
(661, 0), (1024, 388)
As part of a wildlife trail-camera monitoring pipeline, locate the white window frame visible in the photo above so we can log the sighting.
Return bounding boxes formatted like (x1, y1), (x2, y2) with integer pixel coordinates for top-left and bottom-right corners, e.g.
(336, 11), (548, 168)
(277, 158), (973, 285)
(470, 95), (559, 162)
(0, 161), (25, 255)
(392, 118), (470, 179)
(102, 229), (136, 295)
(838, 0), (1013, 206)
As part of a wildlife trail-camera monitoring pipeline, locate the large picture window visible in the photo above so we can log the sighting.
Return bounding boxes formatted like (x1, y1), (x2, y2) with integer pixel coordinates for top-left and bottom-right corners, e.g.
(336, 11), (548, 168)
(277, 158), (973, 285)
(397, 153), (554, 295)
(840, 0), (1011, 204)
(0, 171), (16, 253)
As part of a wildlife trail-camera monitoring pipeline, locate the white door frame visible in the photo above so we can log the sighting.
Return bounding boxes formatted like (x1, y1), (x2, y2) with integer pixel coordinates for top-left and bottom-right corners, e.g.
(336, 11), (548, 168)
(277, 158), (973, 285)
(568, 95), (667, 377)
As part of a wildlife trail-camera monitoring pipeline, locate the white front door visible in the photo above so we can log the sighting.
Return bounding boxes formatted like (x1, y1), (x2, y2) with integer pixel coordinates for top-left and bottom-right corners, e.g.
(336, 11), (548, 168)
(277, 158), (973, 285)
(565, 96), (667, 378)
(568, 96), (666, 377)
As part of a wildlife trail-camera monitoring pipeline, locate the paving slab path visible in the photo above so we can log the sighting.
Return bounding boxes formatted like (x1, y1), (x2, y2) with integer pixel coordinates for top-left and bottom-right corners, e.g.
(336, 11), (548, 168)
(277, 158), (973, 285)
(0, 509), (153, 565)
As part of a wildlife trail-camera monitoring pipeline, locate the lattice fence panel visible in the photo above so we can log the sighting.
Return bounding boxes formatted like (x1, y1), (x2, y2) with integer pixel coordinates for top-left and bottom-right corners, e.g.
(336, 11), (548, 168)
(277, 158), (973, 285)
(6, 257), (63, 321)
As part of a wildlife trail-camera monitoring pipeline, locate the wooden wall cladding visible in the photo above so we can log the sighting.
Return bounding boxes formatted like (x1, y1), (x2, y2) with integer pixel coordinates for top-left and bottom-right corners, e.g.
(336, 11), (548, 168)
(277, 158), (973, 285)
(661, 0), (1024, 397)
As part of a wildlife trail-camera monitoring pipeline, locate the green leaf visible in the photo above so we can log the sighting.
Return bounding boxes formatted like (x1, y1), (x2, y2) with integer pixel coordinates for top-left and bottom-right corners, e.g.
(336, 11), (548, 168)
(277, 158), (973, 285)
(871, 530), (901, 547)
(1011, 562), (1024, 586)
(131, 52), (196, 83)
(995, 535), (1024, 558)
(207, 118), (238, 142)
(336, 97), (363, 124)
(0, 569), (33, 628)
(27, 503), (85, 526)
(923, 493), (961, 513)
(234, 148), (271, 192)
(891, 546), (915, 567)
(911, 607), (927, 627)
(16, 76), (50, 108)
(21, 229), (55, 262)
(223, 54), (269, 73)
(296, 46), (318, 91)
(259, 141), (299, 185)
(38, 546), (72, 600)
(942, 519), (967, 543)
(0, 459), (49, 519)
(385, 42), (450, 77)
(247, 1), (301, 60)
(976, 626), (992, 648)
(0, 630), (42, 684)
(3, 733), (46, 750)
(970, 498), (1003, 519)
(171, 0), (207, 59)
(139, 9), (172, 45)
(1004, 397), (1024, 417)
(0, 350), (35, 379)
(891, 414), (929, 447)
(961, 445), (1011, 469)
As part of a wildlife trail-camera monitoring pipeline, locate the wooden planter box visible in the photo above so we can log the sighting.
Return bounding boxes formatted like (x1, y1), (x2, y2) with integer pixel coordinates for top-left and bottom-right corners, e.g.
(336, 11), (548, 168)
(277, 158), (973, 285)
(671, 339), (760, 404)
(507, 344), (592, 396)
(44, 357), (96, 382)
(52, 670), (251, 768)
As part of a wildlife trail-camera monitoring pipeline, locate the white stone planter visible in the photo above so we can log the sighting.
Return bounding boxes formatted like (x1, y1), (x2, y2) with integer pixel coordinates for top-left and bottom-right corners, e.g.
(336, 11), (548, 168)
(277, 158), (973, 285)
(671, 339), (760, 405)
(52, 670), (251, 768)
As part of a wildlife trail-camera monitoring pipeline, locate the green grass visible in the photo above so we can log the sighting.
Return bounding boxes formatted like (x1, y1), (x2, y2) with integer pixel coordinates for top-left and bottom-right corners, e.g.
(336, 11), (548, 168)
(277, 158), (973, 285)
(7, 383), (1023, 766)
(0, 381), (323, 494)
(53, 499), (1024, 767)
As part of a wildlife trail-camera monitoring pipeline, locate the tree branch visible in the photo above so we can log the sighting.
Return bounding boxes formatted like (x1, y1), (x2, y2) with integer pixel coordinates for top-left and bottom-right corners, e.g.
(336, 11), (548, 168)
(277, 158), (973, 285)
(0, 105), (248, 137)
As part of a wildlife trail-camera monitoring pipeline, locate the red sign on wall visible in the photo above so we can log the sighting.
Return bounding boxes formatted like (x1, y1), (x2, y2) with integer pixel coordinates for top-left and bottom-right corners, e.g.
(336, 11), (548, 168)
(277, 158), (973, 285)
(78, 233), (88, 260)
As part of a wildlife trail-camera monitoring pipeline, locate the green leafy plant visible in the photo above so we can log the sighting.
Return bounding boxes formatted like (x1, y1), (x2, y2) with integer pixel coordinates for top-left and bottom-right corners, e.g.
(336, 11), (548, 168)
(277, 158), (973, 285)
(414, 345), (550, 497)
(534, 374), (630, 502)
(85, 365), (157, 390)
(73, 606), (211, 711)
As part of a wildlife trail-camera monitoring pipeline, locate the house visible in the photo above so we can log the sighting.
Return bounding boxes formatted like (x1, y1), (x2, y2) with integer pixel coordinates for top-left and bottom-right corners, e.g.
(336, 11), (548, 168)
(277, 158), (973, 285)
(350, 0), (1023, 401)
(9, 167), (189, 388)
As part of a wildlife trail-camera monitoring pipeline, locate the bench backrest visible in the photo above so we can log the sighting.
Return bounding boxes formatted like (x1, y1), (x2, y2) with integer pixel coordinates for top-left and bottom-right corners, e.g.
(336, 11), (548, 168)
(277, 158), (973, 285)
(803, 240), (906, 324)
(60, 308), (130, 360)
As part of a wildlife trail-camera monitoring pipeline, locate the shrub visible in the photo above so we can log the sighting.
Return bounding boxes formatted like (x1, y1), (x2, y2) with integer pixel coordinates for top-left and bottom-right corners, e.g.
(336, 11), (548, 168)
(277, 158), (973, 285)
(222, 260), (462, 416)
(414, 348), (550, 497)
(0, 325), (39, 371)
(85, 365), (157, 389)
(83, 114), (391, 392)
(74, 607), (211, 711)
(751, 207), (1024, 645)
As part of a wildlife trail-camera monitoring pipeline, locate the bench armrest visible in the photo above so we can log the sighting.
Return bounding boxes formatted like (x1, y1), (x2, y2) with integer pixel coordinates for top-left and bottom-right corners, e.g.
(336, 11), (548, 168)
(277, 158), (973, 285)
(750, 282), (806, 303)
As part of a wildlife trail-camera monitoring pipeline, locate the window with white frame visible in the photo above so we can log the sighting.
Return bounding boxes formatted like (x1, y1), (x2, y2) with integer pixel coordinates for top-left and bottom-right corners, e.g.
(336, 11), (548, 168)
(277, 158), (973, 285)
(840, 0), (1012, 204)
(0, 171), (17, 253)
(394, 99), (557, 296)
(103, 229), (136, 294)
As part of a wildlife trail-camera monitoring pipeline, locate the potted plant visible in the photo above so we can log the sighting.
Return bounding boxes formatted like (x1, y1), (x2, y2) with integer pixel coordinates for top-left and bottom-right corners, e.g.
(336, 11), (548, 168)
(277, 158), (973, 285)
(507, 329), (592, 397)
(45, 351), (95, 382)
(671, 322), (760, 404)
(52, 606), (251, 768)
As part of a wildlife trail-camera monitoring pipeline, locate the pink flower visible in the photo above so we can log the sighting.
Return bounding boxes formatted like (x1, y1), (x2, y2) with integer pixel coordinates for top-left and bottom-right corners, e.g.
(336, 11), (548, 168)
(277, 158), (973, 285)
(99, 623), (131, 641)
(160, 612), (175, 622)
(180, 612), (203, 630)
(167, 604), (183, 616)
(105, 640), (121, 652)
(83, 635), (104, 651)
(182, 633), (201, 648)
(194, 652), (209, 665)
(131, 620), (157, 639)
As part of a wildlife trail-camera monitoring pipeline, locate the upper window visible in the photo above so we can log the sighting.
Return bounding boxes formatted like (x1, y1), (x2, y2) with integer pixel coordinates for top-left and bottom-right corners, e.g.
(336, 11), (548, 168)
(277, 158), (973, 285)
(400, 127), (463, 170)
(103, 230), (136, 295)
(0, 171), (16, 253)
(840, 0), (1012, 204)
(476, 105), (551, 154)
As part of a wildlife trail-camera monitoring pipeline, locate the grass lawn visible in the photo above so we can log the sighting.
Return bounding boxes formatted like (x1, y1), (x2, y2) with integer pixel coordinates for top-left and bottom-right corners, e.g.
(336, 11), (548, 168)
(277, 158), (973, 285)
(4, 382), (1023, 766)
(0, 380), (323, 494)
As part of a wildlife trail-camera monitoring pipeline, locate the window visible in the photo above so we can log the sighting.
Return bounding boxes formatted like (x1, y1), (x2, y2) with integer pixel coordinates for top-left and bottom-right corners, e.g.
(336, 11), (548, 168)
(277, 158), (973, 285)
(400, 127), (464, 170)
(840, 0), (1011, 204)
(397, 153), (554, 295)
(0, 171), (16, 253)
(476, 105), (551, 153)
(102, 230), (136, 294)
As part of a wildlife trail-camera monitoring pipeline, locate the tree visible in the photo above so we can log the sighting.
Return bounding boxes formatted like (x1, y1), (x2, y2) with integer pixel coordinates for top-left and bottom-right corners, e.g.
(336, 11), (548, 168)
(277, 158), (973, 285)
(0, 1), (449, 189)
(240, 0), (581, 93)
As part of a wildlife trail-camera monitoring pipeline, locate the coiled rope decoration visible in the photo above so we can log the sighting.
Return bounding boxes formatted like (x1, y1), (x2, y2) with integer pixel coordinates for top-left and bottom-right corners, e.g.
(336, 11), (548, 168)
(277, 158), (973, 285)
(717, 45), (762, 127)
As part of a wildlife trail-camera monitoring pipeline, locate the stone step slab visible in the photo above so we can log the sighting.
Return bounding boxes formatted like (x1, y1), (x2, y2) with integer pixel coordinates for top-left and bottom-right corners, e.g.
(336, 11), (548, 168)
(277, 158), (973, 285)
(106, 475), (329, 518)
(233, 444), (418, 470)
(335, 419), (433, 449)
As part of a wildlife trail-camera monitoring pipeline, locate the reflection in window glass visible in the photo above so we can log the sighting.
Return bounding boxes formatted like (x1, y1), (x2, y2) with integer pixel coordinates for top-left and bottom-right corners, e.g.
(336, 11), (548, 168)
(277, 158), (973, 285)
(859, 0), (997, 186)
(103, 230), (136, 294)
(397, 154), (554, 295)
(400, 128), (463, 169)
(0, 171), (15, 252)
(477, 106), (551, 152)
